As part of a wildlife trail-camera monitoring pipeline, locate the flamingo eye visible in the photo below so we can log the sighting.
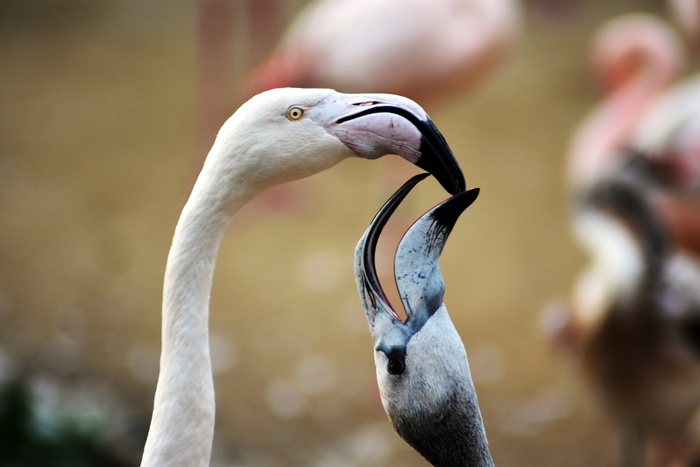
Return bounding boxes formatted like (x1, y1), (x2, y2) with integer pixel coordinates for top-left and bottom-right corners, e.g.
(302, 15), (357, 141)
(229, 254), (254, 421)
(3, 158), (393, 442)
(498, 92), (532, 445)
(387, 355), (405, 376)
(287, 106), (304, 120)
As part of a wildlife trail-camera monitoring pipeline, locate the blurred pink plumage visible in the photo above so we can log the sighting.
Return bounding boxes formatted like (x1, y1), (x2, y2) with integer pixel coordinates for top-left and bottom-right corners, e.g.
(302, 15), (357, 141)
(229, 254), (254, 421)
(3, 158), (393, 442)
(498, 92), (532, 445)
(566, 12), (700, 258)
(244, 0), (521, 106)
(566, 14), (684, 190)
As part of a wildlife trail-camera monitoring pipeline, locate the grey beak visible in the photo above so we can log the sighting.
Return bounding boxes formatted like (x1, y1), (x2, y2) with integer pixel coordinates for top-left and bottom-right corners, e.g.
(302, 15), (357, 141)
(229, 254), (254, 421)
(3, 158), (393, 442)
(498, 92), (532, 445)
(355, 173), (479, 335)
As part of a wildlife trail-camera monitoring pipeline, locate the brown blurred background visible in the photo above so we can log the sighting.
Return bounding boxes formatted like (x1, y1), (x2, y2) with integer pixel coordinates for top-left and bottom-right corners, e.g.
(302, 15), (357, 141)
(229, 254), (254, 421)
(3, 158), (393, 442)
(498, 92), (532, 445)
(0, 0), (682, 465)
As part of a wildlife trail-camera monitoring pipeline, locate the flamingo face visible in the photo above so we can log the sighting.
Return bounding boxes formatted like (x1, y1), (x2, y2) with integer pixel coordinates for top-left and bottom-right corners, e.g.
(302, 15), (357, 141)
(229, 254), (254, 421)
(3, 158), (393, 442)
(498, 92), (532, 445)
(223, 88), (466, 195)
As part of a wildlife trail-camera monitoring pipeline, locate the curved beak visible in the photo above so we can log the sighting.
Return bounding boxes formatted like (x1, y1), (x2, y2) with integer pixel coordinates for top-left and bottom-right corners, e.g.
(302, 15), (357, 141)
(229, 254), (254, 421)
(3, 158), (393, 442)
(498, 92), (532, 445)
(394, 183), (479, 330)
(321, 93), (466, 195)
(355, 173), (429, 326)
(354, 173), (479, 334)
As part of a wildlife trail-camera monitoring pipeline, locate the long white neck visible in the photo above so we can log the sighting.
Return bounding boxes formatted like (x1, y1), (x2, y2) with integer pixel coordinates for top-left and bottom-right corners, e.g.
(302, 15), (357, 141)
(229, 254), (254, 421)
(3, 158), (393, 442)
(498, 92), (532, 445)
(141, 137), (264, 466)
(141, 96), (353, 464)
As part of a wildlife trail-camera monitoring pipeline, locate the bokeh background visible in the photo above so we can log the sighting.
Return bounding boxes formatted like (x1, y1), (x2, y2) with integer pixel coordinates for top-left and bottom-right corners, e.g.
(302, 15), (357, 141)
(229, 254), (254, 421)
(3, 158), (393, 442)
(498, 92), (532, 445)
(0, 0), (685, 465)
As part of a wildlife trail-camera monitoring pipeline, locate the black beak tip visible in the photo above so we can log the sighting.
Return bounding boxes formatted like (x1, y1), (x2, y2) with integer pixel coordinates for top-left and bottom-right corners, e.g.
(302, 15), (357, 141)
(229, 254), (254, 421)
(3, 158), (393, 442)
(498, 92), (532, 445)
(452, 172), (467, 194)
(414, 124), (466, 195)
(431, 187), (480, 228)
(416, 157), (466, 195)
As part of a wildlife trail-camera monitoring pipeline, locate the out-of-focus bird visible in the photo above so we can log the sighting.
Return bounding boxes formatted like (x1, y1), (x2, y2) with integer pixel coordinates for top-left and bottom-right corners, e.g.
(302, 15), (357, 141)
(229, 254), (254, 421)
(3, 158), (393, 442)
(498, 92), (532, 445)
(632, 75), (700, 187)
(549, 10), (700, 467)
(568, 14), (700, 255)
(567, 13), (684, 191)
(628, 73), (700, 256)
(140, 88), (465, 467)
(567, 12), (700, 255)
(547, 162), (700, 467)
(354, 174), (491, 466)
(244, 0), (521, 106)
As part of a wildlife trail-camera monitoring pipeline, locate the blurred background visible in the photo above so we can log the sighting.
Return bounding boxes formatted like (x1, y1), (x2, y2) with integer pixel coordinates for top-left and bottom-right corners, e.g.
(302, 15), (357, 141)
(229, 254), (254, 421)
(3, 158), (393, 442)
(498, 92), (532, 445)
(0, 0), (690, 465)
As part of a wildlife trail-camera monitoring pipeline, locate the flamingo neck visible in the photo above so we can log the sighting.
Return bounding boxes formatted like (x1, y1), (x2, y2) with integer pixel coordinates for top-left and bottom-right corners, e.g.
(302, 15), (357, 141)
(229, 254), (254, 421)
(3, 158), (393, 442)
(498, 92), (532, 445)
(568, 25), (682, 188)
(568, 87), (649, 185)
(571, 210), (644, 330)
(141, 148), (259, 466)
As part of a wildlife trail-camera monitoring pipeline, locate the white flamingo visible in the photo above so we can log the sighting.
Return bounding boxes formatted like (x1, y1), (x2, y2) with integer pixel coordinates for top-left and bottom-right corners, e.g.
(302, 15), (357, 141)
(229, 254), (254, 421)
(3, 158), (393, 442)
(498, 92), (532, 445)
(140, 87), (465, 466)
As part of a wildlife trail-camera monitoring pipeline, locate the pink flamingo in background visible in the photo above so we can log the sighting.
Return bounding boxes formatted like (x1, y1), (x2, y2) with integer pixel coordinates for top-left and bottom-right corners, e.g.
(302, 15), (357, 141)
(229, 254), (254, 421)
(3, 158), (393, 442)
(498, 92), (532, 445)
(545, 12), (700, 467)
(244, 0), (521, 106)
(566, 12), (700, 257)
(614, 0), (700, 256)
(566, 13), (684, 191)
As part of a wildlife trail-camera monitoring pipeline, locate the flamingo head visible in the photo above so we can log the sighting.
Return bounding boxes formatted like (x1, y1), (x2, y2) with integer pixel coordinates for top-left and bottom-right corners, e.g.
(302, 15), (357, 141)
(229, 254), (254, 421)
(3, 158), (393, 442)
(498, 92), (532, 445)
(212, 88), (465, 195)
(353, 174), (487, 465)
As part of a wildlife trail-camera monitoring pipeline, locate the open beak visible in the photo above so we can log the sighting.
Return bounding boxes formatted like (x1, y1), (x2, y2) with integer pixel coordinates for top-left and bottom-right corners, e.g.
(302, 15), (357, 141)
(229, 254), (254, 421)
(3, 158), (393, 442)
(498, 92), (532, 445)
(322, 93), (466, 195)
(355, 173), (479, 333)
(355, 173), (429, 325)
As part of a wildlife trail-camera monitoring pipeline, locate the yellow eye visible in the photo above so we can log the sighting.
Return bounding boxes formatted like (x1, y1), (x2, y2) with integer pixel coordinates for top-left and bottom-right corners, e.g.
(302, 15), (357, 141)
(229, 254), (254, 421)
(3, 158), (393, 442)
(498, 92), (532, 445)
(287, 106), (304, 120)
